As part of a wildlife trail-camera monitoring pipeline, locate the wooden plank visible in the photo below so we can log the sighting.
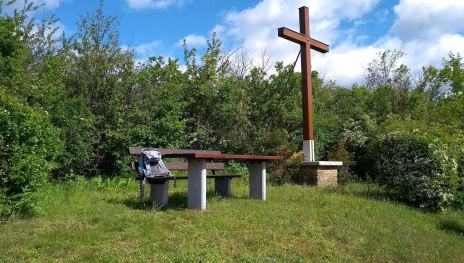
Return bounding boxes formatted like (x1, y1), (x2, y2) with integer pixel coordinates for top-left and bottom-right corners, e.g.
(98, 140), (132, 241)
(131, 161), (225, 171)
(141, 174), (241, 182)
(278, 27), (307, 44)
(166, 162), (225, 170)
(207, 175), (241, 178)
(128, 147), (221, 156)
(309, 39), (329, 53)
(177, 175), (241, 179)
(163, 153), (283, 161)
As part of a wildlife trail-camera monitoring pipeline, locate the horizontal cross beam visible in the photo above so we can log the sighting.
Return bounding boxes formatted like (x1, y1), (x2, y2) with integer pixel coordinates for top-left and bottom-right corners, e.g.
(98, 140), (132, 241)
(278, 27), (329, 53)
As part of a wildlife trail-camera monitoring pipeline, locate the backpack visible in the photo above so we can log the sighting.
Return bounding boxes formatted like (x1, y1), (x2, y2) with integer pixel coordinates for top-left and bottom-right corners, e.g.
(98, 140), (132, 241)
(140, 149), (171, 179)
(138, 149), (174, 204)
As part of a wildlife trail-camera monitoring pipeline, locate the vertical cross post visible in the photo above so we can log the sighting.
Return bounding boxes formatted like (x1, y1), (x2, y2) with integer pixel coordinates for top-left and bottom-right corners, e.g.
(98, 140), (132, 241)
(278, 6), (329, 161)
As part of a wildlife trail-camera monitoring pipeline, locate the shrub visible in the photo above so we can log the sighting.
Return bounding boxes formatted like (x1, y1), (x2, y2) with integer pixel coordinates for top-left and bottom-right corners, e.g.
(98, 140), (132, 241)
(253, 128), (297, 156)
(340, 115), (377, 181)
(50, 98), (97, 179)
(327, 141), (355, 183)
(371, 118), (464, 211)
(273, 151), (303, 184)
(0, 88), (62, 218)
(373, 133), (452, 211)
(450, 153), (464, 209)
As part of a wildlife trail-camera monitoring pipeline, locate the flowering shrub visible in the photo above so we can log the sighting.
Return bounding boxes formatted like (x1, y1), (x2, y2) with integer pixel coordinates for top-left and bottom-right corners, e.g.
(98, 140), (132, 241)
(340, 115), (377, 181)
(362, 116), (464, 211)
(372, 129), (461, 211)
(449, 147), (464, 209)
(0, 89), (61, 218)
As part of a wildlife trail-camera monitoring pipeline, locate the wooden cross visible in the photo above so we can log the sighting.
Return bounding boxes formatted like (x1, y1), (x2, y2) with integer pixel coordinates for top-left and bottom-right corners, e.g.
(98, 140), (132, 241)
(278, 6), (329, 162)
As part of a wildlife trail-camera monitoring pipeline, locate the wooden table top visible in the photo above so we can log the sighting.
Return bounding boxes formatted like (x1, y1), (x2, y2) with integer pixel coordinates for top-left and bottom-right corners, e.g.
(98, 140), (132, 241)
(162, 153), (283, 161)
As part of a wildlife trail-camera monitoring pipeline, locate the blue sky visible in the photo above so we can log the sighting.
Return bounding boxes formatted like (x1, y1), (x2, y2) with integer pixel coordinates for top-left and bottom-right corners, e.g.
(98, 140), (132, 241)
(8, 0), (464, 87)
(41, 1), (262, 54)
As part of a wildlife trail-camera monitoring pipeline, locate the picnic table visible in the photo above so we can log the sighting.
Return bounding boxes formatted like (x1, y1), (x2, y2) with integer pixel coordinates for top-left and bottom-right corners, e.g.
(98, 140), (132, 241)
(161, 152), (282, 210)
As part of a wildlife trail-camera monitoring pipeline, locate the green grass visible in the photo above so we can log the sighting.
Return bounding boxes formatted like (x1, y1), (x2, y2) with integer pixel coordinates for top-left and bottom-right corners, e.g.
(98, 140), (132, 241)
(1, 178), (464, 262)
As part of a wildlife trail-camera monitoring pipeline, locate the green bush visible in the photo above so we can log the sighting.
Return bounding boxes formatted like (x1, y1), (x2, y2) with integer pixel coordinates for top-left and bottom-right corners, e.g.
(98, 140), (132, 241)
(369, 119), (462, 211)
(51, 98), (97, 179)
(340, 115), (377, 181)
(0, 88), (62, 218)
(273, 151), (303, 184)
(327, 141), (355, 183)
(103, 108), (186, 177)
(373, 133), (451, 211)
(450, 154), (464, 209)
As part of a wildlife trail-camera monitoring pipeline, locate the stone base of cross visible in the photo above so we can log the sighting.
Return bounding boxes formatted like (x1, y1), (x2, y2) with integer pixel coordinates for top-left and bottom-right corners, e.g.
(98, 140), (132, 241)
(296, 161), (343, 186)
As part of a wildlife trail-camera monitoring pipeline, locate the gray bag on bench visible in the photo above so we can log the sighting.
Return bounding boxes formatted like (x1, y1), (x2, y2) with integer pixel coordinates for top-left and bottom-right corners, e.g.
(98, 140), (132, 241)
(138, 149), (173, 202)
(141, 150), (171, 178)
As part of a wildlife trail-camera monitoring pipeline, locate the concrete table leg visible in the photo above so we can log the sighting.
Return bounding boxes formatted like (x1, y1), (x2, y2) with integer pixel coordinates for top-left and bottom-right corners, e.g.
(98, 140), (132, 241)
(247, 161), (266, 200)
(214, 177), (231, 197)
(188, 159), (207, 210)
(150, 181), (169, 208)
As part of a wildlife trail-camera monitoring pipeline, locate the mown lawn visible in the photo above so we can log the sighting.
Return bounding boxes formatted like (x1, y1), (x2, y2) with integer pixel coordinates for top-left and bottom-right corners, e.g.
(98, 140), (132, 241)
(1, 178), (463, 262)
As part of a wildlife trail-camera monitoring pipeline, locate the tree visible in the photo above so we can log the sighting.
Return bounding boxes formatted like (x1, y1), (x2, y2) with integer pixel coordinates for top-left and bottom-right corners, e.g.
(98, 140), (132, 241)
(416, 65), (449, 101)
(365, 49), (411, 91)
(0, 87), (62, 218)
(181, 34), (252, 153)
(440, 52), (464, 96)
(62, 0), (135, 175)
(0, 15), (27, 90)
(65, 0), (134, 121)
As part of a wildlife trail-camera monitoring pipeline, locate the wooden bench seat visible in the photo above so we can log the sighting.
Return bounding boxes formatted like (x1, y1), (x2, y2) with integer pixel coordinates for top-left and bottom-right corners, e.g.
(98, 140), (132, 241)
(131, 161), (226, 172)
(140, 174), (241, 182)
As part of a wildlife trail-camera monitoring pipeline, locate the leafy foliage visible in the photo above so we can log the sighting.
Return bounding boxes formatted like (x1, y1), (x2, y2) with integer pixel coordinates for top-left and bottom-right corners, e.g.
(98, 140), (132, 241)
(373, 133), (450, 211)
(327, 141), (355, 183)
(368, 118), (463, 211)
(274, 151), (303, 184)
(365, 50), (411, 91)
(1, 0), (464, 216)
(0, 88), (61, 218)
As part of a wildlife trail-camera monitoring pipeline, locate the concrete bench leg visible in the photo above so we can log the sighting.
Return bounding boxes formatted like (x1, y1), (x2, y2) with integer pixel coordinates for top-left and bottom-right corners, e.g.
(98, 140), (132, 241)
(188, 159), (207, 210)
(247, 161), (266, 200)
(150, 181), (169, 208)
(215, 177), (231, 197)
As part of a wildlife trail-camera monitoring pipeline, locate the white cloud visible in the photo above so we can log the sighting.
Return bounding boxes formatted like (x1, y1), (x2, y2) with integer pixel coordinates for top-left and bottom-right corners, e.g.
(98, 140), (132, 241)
(401, 34), (464, 71)
(204, 0), (464, 87)
(177, 34), (207, 48)
(125, 0), (189, 10)
(2, 0), (72, 13)
(41, 0), (72, 9)
(40, 20), (67, 40)
(124, 40), (163, 59)
(392, 0), (464, 41)
(315, 44), (381, 86)
(211, 0), (379, 87)
(133, 0), (463, 87)
(318, 32), (464, 87)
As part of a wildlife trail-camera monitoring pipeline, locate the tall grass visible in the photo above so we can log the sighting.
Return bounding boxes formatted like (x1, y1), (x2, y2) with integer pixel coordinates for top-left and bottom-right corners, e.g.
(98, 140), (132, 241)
(1, 179), (463, 262)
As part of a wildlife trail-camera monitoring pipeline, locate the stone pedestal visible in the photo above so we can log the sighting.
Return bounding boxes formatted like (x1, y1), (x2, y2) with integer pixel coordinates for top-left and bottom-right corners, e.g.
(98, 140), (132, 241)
(247, 161), (266, 200)
(188, 159), (207, 210)
(294, 161), (343, 186)
(150, 181), (169, 207)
